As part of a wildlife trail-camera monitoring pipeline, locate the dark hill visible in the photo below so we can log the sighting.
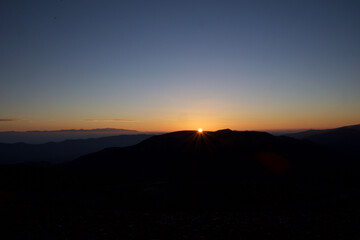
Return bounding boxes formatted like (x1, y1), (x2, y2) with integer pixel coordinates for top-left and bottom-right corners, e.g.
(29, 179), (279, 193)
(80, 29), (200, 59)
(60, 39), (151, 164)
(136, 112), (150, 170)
(0, 134), (152, 164)
(285, 124), (360, 158)
(65, 129), (356, 207)
(2, 129), (360, 238)
(0, 128), (141, 144)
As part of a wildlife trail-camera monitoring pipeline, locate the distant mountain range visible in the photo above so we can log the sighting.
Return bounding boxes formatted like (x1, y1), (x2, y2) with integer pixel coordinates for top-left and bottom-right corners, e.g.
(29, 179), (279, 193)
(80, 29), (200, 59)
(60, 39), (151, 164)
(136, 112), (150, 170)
(285, 124), (360, 158)
(64, 129), (358, 207)
(69, 129), (354, 179)
(2, 124), (359, 166)
(0, 128), (147, 144)
(1, 126), (360, 212)
(0, 134), (153, 164)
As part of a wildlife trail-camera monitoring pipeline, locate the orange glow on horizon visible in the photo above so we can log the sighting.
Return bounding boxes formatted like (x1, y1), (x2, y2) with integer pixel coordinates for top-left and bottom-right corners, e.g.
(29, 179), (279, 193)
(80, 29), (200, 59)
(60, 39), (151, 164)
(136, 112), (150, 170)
(0, 114), (359, 133)
(198, 128), (203, 133)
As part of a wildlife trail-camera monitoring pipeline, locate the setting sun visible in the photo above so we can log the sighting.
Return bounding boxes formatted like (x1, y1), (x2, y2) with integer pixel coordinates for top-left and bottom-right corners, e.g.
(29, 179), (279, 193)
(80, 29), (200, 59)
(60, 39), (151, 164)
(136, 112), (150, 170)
(198, 128), (203, 133)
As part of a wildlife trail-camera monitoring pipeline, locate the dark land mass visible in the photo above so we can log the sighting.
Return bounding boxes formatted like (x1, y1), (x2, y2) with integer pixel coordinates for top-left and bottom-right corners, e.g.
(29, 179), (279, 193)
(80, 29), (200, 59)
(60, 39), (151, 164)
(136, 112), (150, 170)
(0, 134), (153, 164)
(1, 129), (360, 239)
(0, 128), (141, 144)
(285, 124), (360, 158)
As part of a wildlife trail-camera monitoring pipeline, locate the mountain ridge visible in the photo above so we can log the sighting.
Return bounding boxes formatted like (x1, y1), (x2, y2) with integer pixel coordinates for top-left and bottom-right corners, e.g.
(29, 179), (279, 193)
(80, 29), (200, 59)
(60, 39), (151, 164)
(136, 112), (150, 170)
(67, 129), (352, 182)
(60, 129), (359, 208)
(0, 128), (151, 144)
(0, 134), (153, 164)
(285, 124), (360, 158)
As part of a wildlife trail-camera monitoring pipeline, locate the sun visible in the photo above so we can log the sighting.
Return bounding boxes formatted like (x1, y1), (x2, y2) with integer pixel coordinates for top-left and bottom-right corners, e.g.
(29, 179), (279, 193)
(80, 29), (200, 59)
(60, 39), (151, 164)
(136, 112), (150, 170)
(198, 128), (203, 133)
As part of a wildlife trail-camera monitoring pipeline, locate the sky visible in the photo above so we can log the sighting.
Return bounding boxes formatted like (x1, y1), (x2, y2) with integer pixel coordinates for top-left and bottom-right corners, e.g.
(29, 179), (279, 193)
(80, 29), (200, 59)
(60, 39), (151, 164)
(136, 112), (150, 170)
(1, 0), (360, 132)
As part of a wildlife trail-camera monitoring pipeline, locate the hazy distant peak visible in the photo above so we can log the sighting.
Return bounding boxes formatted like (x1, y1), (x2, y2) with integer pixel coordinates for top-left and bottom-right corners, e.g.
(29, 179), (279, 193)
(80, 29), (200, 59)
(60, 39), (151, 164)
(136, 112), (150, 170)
(284, 123), (360, 158)
(0, 128), (141, 144)
(4, 128), (139, 133)
(339, 124), (360, 131)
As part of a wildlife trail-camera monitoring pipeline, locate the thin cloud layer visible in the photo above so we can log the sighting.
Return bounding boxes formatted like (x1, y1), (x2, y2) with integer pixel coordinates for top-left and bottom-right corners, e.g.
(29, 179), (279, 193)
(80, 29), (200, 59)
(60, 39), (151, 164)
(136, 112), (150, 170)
(84, 119), (137, 123)
(0, 118), (20, 122)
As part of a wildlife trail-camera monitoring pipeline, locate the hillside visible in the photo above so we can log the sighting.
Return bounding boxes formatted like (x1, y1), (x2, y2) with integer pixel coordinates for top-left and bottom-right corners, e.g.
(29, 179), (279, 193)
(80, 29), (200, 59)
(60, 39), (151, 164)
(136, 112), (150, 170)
(65, 129), (356, 207)
(0, 134), (152, 164)
(286, 124), (360, 158)
(1, 129), (360, 239)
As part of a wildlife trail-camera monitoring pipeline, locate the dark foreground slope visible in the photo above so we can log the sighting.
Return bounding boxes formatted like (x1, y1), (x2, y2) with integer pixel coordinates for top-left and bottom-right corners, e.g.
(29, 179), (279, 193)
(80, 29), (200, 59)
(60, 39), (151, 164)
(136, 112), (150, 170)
(1, 130), (360, 239)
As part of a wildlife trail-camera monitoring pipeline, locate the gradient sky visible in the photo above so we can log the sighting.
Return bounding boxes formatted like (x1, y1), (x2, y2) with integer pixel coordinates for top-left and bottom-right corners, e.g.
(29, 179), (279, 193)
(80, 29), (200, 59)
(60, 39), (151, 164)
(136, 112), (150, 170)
(1, 0), (360, 132)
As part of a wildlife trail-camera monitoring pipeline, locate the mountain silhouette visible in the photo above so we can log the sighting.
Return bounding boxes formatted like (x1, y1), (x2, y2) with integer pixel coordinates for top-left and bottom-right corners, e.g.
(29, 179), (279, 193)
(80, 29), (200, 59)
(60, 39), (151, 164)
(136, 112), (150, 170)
(0, 134), (152, 164)
(1, 128), (360, 239)
(65, 129), (356, 207)
(285, 124), (360, 158)
(0, 128), (143, 144)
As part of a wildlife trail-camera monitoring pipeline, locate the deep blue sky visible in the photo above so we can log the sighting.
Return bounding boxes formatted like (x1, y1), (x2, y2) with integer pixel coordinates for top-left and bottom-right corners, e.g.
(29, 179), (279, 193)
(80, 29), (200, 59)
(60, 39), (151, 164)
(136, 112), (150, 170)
(1, 0), (360, 131)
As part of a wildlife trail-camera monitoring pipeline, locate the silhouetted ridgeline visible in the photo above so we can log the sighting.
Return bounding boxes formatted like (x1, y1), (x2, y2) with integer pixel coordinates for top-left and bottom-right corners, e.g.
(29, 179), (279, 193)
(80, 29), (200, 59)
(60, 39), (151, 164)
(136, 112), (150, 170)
(0, 128), (141, 143)
(2, 129), (360, 239)
(0, 134), (153, 164)
(285, 124), (360, 158)
(62, 129), (359, 208)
